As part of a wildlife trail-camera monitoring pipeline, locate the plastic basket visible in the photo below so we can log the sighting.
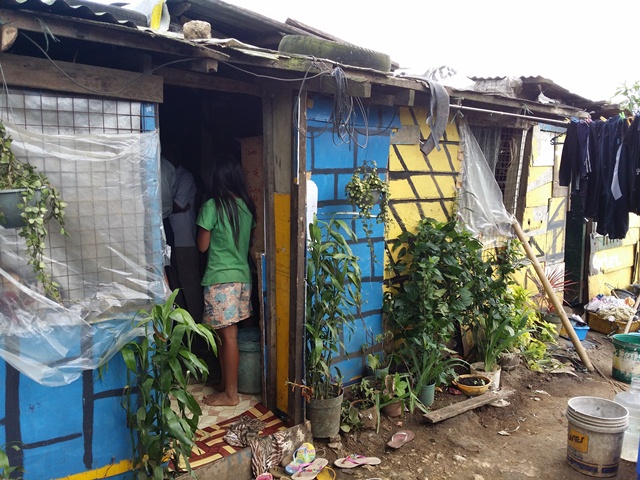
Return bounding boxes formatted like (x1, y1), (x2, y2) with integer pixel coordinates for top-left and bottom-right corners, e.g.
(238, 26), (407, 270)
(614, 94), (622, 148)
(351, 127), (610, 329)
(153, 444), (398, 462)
(588, 312), (640, 334)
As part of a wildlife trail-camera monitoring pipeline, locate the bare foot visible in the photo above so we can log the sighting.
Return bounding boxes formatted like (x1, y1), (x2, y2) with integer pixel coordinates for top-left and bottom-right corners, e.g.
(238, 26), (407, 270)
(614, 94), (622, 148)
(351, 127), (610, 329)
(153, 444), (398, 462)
(211, 383), (225, 393)
(203, 392), (240, 406)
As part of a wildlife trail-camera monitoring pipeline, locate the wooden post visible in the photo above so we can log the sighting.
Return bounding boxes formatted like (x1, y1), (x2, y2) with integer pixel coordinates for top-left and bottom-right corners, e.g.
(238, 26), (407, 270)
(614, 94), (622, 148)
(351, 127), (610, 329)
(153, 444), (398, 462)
(512, 222), (594, 372)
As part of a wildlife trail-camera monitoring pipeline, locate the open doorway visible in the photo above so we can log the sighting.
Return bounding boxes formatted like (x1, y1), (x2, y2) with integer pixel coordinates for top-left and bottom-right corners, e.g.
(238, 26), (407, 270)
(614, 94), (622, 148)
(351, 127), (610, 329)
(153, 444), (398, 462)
(159, 84), (267, 428)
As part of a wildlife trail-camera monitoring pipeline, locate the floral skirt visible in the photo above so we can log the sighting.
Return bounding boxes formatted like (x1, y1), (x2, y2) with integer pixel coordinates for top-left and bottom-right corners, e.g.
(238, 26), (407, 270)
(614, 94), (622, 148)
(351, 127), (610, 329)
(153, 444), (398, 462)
(203, 282), (252, 329)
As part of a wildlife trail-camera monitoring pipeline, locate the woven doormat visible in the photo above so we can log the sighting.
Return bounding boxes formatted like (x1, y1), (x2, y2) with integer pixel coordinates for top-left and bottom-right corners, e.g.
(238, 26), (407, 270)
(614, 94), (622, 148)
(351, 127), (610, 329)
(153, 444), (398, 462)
(186, 403), (287, 470)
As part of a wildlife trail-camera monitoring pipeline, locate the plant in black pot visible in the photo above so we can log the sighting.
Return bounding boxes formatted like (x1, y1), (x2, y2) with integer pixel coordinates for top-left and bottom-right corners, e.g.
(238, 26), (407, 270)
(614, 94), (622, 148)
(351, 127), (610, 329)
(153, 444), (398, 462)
(297, 215), (362, 438)
(0, 122), (67, 303)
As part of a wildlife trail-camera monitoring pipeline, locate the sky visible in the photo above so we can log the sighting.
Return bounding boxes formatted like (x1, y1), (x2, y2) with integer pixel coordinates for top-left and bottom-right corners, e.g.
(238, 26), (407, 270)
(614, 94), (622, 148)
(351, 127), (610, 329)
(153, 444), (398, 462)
(222, 0), (640, 103)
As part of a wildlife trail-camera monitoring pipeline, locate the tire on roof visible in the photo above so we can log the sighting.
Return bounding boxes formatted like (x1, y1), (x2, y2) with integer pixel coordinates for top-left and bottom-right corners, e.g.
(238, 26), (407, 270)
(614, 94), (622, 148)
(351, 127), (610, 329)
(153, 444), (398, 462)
(278, 35), (391, 72)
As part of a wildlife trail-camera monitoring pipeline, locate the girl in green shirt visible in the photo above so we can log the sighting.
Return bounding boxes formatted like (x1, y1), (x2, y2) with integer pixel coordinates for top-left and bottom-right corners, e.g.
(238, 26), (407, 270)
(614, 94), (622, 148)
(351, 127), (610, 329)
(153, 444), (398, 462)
(196, 153), (257, 407)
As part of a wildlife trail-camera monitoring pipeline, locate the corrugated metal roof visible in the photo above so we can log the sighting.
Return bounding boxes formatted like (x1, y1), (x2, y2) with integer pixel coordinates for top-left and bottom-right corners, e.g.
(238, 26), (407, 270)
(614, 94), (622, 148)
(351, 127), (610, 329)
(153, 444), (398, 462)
(468, 75), (613, 109)
(0, 0), (147, 27)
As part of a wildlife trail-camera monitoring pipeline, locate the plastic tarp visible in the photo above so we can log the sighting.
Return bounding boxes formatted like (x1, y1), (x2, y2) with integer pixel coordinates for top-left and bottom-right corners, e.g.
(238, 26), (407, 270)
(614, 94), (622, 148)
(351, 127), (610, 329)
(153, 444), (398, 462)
(0, 123), (167, 386)
(457, 118), (515, 246)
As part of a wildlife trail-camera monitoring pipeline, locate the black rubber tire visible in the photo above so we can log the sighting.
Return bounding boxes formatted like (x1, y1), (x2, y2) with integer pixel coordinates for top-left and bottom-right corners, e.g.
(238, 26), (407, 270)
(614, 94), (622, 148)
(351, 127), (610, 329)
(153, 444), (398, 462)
(278, 35), (391, 72)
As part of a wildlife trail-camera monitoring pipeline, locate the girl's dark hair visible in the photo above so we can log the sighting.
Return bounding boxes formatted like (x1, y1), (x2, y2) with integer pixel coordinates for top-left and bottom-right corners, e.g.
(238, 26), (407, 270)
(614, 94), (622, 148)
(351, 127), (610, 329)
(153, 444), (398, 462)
(204, 153), (257, 246)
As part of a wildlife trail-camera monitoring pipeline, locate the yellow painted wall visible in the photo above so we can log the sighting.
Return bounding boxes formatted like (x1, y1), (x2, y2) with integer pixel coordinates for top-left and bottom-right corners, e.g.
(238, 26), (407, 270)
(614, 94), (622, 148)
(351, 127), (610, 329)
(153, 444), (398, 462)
(387, 107), (460, 249)
(274, 193), (291, 412)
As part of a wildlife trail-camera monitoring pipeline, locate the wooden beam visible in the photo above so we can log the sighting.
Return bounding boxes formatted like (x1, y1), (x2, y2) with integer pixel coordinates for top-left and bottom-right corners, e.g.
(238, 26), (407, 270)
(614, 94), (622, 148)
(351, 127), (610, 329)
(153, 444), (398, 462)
(0, 53), (163, 103)
(423, 389), (515, 424)
(369, 89), (415, 107)
(160, 67), (261, 96)
(317, 75), (371, 98)
(0, 8), (226, 62)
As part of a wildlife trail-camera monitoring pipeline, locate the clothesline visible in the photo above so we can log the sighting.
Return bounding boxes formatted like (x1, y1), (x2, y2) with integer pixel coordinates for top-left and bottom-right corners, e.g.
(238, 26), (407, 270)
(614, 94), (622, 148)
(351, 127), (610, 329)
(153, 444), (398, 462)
(449, 104), (574, 126)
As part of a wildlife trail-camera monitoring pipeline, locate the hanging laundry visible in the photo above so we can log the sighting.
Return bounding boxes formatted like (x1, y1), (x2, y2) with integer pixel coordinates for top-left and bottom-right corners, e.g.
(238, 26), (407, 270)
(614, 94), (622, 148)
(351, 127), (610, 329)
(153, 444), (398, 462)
(559, 114), (637, 240)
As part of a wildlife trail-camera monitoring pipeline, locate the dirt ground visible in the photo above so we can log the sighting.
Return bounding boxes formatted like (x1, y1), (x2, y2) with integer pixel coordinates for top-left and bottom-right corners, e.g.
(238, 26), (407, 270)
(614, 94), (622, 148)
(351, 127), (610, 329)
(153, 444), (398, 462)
(314, 330), (638, 480)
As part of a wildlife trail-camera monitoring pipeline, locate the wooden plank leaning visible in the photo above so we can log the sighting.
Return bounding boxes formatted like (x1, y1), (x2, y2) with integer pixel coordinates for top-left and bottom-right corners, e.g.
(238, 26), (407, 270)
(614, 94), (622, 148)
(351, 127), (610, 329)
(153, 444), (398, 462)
(512, 221), (594, 372)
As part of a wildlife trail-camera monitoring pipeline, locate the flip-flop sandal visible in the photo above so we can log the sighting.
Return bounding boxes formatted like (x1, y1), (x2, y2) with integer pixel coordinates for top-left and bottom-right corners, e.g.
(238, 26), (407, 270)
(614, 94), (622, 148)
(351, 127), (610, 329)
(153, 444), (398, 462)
(316, 466), (336, 480)
(268, 466), (292, 479)
(291, 458), (329, 479)
(334, 454), (382, 469)
(285, 442), (316, 474)
(387, 429), (415, 449)
(256, 474), (273, 480)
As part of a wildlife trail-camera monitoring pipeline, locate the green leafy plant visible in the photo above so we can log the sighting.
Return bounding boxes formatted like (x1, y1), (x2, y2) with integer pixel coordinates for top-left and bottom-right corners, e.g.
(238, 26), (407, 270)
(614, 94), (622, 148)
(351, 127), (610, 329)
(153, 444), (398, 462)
(379, 372), (410, 407)
(362, 329), (393, 378)
(461, 238), (531, 372)
(121, 290), (217, 479)
(341, 377), (378, 432)
(0, 443), (24, 479)
(0, 121), (67, 303)
(386, 218), (480, 372)
(614, 80), (640, 115)
(345, 160), (390, 262)
(408, 332), (467, 392)
(528, 265), (576, 315)
(304, 215), (362, 400)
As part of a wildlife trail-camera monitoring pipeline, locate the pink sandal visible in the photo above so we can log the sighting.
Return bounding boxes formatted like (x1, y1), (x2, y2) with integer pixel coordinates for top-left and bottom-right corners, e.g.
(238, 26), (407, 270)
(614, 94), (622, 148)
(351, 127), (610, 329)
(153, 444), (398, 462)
(291, 458), (329, 479)
(334, 453), (381, 469)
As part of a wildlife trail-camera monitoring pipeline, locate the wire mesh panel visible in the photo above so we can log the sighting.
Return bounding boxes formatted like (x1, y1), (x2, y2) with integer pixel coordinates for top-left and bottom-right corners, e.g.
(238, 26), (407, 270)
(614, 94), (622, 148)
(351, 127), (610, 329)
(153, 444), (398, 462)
(470, 125), (525, 217)
(0, 88), (162, 310)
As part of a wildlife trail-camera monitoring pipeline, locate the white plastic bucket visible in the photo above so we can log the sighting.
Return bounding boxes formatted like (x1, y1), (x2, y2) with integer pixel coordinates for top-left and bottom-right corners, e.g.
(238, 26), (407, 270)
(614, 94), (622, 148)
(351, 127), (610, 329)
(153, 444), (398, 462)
(566, 396), (629, 477)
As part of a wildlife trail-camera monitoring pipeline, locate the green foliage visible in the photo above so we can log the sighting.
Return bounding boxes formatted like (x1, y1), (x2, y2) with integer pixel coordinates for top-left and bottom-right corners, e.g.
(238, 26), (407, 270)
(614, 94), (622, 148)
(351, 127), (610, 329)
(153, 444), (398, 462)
(305, 215), (362, 400)
(0, 443), (24, 479)
(387, 217), (481, 385)
(121, 290), (217, 479)
(387, 217), (533, 380)
(379, 372), (410, 406)
(507, 284), (557, 371)
(345, 160), (390, 262)
(460, 237), (531, 371)
(340, 377), (378, 433)
(408, 332), (467, 390)
(614, 80), (640, 115)
(0, 121), (67, 302)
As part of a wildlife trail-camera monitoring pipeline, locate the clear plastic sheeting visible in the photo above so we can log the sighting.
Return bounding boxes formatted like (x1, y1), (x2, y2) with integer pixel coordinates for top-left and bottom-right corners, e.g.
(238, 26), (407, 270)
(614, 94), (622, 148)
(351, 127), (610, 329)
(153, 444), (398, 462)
(457, 118), (515, 246)
(0, 122), (167, 385)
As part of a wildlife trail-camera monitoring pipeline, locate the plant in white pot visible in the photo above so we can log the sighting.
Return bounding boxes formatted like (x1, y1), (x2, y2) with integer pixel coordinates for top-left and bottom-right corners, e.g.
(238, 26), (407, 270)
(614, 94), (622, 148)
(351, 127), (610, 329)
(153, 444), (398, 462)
(292, 215), (362, 438)
(0, 122), (67, 303)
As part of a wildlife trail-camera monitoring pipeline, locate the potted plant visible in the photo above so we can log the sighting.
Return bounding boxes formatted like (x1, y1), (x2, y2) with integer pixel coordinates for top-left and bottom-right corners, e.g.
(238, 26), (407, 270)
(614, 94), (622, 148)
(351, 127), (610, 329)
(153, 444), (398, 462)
(464, 240), (531, 388)
(379, 372), (410, 417)
(528, 266), (577, 339)
(0, 121), (67, 303)
(300, 215), (362, 438)
(341, 377), (378, 432)
(386, 218), (478, 391)
(345, 160), (390, 262)
(407, 332), (467, 408)
(120, 290), (217, 479)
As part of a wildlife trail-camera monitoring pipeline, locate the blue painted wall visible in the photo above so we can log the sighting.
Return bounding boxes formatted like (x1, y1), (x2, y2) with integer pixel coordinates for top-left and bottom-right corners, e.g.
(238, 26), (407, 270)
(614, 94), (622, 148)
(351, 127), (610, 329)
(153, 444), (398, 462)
(0, 102), (158, 479)
(306, 94), (399, 384)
